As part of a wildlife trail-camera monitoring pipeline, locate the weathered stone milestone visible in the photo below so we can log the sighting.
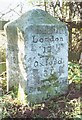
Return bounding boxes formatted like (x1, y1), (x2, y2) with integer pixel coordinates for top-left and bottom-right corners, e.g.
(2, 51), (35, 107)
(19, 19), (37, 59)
(5, 9), (68, 104)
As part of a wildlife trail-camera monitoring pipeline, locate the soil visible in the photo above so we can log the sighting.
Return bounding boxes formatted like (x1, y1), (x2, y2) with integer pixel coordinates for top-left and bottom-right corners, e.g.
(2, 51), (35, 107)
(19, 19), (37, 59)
(3, 82), (82, 119)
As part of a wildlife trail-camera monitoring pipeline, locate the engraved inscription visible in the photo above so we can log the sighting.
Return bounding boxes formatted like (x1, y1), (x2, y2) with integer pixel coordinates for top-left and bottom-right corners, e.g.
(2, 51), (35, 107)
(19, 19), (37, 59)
(27, 25), (68, 96)
(27, 33), (67, 79)
(32, 35), (63, 43)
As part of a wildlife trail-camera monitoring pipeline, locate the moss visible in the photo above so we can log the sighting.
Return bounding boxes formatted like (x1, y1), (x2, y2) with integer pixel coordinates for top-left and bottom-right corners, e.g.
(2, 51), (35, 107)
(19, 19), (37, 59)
(42, 72), (58, 83)
(37, 72), (59, 95)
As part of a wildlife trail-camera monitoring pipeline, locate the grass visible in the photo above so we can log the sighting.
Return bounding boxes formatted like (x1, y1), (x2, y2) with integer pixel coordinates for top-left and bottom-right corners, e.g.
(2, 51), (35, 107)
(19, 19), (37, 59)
(0, 61), (82, 119)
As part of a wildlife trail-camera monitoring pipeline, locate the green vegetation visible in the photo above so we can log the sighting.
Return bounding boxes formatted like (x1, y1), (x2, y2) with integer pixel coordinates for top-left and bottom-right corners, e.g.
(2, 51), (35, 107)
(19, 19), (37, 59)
(0, 61), (82, 119)
(0, 48), (6, 74)
(68, 62), (81, 83)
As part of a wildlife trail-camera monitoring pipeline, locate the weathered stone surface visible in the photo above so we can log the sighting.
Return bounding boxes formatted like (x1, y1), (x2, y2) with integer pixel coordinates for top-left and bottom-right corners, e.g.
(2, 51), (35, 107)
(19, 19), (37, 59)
(5, 9), (68, 104)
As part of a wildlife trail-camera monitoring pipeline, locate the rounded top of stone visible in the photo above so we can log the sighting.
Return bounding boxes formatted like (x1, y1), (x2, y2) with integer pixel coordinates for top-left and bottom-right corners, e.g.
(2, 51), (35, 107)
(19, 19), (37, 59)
(5, 9), (67, 31)
(18, 8), (64, 24)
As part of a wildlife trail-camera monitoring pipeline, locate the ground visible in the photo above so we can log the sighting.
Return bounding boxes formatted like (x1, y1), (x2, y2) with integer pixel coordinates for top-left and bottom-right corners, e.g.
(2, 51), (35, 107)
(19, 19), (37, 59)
(1, 81), (82, 119)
